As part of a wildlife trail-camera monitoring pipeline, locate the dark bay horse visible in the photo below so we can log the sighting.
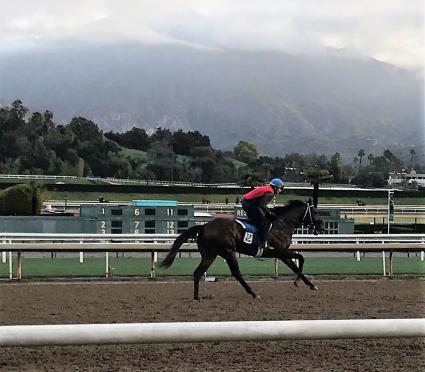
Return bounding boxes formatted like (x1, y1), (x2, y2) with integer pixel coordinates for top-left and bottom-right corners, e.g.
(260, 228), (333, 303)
(160, 200), (322, 300)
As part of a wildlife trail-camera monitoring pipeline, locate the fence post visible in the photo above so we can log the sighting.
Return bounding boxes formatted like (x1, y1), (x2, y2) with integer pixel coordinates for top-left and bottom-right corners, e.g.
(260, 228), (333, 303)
(105, 252), (109, 278)
(8, 251), (12, 280)
(150, 252), (157, 279)
(273, 258), (279, 278)
(382, 251), (386, 277)
(1, 238), (6, 263)
(79, 240), (84, 263)
(16, 251), (22, 280)
(356, 251), (361, 262)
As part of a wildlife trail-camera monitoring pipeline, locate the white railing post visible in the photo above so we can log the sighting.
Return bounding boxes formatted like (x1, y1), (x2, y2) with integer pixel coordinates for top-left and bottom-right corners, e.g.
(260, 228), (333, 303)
(79, 239), (84, 263)
(355, 237), (360, 261)
(8, 251), (12, 280)
(382, 250), (386, 277)
(1, 237), (6, 263)
(105, 252), (109, 278)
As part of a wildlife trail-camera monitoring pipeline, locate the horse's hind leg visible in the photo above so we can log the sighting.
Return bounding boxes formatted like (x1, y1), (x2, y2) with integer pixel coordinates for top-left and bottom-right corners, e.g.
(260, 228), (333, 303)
(193, 253), (216, 301)
(222, 251), (259, 299)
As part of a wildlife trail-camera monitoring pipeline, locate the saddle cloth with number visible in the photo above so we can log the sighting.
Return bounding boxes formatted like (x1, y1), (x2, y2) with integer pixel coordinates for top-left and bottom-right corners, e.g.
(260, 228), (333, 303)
(234, 219), (264, 258)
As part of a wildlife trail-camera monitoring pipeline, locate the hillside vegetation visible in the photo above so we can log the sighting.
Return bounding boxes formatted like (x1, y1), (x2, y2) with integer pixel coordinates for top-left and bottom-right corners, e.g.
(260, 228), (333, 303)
(0, 101), (423, 188)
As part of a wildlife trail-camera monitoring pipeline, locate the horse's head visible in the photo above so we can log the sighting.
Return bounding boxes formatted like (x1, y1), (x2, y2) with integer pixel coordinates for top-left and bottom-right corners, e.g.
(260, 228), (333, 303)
(273, 199), (322, 234)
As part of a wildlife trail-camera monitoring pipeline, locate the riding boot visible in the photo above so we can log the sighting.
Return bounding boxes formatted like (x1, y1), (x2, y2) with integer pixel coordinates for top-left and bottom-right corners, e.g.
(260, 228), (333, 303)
(257, 224), (268, 249)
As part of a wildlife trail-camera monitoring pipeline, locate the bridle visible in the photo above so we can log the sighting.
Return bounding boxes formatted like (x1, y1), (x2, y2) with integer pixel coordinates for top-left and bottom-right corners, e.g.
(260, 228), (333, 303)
(301, 202), (320, 234)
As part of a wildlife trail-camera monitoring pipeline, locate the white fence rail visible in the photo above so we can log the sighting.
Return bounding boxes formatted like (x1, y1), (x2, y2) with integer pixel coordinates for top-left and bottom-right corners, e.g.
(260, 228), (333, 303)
(0, 232), (424, 244)
(1, 233), (424, 280)
(1, 319), (424, 346)
(42, 199), (425, 215)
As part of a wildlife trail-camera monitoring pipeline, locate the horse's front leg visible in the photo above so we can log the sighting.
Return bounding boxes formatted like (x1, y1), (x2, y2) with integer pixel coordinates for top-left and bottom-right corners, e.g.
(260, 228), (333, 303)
(282, 256), (318, 290)
(262, 247), (317, 290)
(292, 251), (304, 282)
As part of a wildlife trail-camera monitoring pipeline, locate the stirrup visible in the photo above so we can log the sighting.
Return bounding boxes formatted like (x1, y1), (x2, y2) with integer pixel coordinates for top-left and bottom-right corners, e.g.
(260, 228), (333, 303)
(255, 242), (266, 259)
(258, 241), (267, 249)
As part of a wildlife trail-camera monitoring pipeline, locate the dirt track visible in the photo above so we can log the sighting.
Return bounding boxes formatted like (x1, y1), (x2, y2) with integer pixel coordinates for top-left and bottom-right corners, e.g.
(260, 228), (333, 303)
(0, 278), (424, 371)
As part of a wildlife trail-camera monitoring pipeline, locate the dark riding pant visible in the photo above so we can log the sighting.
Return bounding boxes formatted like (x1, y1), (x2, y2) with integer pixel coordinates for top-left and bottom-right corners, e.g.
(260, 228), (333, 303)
(241, 200), (269, 246)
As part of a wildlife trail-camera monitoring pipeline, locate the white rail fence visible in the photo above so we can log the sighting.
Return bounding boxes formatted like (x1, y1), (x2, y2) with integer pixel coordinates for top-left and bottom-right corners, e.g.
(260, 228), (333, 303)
(1, 233), (424, 279)
(0, 319), (424, 346)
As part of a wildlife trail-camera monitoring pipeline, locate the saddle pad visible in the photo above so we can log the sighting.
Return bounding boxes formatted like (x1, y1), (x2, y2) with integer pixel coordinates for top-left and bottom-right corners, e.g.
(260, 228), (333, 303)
(235, 219), (263, 257)
(235, 219), (257, 233)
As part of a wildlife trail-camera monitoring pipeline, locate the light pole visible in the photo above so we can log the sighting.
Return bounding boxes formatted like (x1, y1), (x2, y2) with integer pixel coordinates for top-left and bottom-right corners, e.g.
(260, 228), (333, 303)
(387, 190), (394, 234)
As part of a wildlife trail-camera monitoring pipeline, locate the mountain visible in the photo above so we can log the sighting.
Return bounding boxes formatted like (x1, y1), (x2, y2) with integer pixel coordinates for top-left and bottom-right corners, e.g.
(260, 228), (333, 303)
(0, 41), (423, 162)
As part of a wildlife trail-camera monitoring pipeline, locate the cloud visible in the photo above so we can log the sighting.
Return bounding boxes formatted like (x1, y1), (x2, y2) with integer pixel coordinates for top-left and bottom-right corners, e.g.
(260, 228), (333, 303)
(0, 0), (423, 70)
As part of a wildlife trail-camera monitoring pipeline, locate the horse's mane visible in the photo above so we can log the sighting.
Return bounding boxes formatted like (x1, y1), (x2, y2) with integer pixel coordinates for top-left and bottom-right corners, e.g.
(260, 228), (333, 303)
(272, 200), (305, 216)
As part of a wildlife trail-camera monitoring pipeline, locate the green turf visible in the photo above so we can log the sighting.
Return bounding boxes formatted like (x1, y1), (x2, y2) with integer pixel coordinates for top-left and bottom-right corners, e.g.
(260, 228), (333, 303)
(42, 191), (425, 205)
(0, 256), (423, 279)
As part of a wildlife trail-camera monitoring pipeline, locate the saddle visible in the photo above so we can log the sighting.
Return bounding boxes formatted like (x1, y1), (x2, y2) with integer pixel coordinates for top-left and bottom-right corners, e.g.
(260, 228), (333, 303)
(235, 219), (265, 258)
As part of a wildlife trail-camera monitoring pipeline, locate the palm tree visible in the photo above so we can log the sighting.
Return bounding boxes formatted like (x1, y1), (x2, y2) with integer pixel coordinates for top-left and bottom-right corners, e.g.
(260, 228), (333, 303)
(358, 149), (365, 165)
(305, 166), (333, 207)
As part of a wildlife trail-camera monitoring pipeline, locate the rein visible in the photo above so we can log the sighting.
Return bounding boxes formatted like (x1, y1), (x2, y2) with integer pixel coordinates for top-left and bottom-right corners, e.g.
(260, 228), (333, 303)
(301, 203), (316, 232)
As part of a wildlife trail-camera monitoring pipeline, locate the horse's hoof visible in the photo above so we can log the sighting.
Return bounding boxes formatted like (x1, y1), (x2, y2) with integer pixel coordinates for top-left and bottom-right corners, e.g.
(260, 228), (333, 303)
(253, 294), (262, 300)
(310, 285), (318, 290)
(293, 280), (299, 287)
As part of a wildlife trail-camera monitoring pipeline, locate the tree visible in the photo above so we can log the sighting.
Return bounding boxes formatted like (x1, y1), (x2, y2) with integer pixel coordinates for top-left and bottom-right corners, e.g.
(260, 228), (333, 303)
(190, 146), (216, 182)
(11, 99), (28, 121)
(367, 153), (374, 165)
(234, 141), (259, 163)
(172, 130), (210, 156)
(383, 149), (403, 172)
(351, 167), (386, 187)
(150, 127), (172, 144)
(328, 152), (342, 183)
(283, 153), (305, 169)
(358, 149), (365, 165)
(371, 155), (391, 177)
(249, 156), (275, 180)
(113, 127), (150, 151)
(146, 139), (174, 180)
(410, 149), (416, 171)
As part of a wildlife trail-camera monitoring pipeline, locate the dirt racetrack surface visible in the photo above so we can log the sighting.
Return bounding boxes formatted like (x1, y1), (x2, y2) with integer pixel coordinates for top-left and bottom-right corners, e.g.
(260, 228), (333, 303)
(0, 278), (424, 371)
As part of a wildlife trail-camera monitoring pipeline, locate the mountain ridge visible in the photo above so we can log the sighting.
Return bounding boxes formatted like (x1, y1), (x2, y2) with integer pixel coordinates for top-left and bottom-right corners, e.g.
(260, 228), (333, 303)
(0, 41), (422, 162)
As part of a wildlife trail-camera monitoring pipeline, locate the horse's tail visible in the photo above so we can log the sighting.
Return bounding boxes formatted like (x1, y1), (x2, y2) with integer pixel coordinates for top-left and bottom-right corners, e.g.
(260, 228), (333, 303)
(160, 225), (203, 269)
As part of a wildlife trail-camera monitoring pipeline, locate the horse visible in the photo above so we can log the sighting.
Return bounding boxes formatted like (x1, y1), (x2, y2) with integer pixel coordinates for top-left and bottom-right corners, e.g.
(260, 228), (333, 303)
(160, 199), (322, 300)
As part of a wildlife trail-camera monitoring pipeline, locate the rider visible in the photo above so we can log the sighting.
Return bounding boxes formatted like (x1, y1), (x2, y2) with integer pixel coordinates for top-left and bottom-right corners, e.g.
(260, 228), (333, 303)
(241, 178), (284, 249)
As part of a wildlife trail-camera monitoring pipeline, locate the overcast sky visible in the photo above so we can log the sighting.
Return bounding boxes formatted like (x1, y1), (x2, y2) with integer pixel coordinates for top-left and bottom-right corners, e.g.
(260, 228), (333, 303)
(0, 0), (423, 71)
